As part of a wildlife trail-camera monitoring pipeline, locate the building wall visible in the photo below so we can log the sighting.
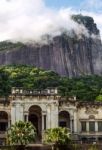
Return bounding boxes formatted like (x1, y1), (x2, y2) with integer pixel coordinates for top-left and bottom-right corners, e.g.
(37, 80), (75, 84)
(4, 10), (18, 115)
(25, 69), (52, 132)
(1, 91), (102, 142)
(11, 95), (59, 131)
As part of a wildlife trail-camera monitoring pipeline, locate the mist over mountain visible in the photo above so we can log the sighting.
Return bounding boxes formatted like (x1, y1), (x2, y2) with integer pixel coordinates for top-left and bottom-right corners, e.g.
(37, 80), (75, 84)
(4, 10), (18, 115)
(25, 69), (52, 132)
(0, 15), (101, 77)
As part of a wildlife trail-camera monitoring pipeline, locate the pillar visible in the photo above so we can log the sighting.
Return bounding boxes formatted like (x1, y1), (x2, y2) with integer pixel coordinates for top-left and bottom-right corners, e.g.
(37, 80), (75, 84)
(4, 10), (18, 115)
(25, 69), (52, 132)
(47, 104), (51, 129)
(70, 119), (72, 132)
(70, 117), (74, 133)
(42, 112), (46, 131)
(86, 122), (89, 132)
(95, 121), (98, 132)
(8, 119), (11, 129)
(24, 113), (28, 122)
(50, 102), (58, 128)
(11, 103), (16, 124)
(73, 110), (77, 133)
(42, 114), (44, 131)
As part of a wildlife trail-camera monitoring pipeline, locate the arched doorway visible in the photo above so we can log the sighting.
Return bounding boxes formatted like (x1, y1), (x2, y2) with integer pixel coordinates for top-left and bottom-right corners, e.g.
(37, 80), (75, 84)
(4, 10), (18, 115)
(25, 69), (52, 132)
(59, 111), (70, 128)
(0, 111), (8, 132)
(28, 105), (42, 138)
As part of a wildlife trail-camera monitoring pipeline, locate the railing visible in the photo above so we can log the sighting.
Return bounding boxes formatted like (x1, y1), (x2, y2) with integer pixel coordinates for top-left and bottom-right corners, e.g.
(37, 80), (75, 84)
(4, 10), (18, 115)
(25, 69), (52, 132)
(12, 88), (58, 96)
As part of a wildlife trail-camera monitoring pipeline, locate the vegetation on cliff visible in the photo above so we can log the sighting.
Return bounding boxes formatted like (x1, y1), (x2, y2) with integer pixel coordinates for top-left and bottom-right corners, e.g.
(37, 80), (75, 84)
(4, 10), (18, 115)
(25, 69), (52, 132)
(0, 65), (102, 102)
(0, 41), (25, 51)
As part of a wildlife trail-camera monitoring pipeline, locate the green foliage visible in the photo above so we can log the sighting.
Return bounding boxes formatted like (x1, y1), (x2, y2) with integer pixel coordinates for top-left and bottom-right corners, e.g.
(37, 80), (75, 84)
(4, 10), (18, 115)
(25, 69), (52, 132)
(96, 95), (102, 101)
(96, 89), (102, 101)
(43, 127), (71, 145)
(88, 145), (98, 150)
(0, 41), (25, 51)
(0, 65), (102, 102)
(0, 68), (11, 98)
(59, 75), (102, 101)
(7, 121), (36, 145)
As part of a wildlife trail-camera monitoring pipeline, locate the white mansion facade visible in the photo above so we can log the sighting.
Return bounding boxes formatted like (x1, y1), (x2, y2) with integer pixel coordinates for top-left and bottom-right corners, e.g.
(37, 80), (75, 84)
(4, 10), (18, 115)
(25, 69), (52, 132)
(0, 88), (102, 143)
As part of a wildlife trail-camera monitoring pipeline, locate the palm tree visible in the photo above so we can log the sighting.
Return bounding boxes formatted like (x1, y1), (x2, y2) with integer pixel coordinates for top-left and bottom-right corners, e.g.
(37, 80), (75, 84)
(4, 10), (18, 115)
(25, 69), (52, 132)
(7, 121), (36, 150)
(43, 127), (71, 150)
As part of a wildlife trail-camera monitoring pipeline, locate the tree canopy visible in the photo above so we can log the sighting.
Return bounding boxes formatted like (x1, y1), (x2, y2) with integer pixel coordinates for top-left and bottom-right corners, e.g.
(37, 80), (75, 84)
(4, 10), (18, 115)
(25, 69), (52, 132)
(0, 65), (102, 102)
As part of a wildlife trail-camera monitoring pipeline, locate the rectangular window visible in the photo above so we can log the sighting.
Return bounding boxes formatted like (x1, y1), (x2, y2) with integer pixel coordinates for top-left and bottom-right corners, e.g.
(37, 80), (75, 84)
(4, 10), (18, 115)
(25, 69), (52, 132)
(81, 121), (86, 132)
(89, 122), (95, 132)
(98, 121), (102, 132)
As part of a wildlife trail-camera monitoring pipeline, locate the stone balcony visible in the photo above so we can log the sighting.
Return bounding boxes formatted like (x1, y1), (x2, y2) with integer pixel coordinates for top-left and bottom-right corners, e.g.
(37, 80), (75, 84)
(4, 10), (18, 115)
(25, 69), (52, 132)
(11, 87), (58, 96)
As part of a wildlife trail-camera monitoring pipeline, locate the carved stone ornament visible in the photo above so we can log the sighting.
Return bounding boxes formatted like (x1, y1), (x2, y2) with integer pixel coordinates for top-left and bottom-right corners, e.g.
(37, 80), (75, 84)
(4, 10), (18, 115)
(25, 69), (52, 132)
(85, 108), (98, 114)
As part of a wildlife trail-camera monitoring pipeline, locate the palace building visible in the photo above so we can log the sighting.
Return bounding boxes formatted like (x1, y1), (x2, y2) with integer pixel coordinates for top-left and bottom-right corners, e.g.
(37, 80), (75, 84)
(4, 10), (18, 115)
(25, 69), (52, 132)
(0, 88), (102, 144)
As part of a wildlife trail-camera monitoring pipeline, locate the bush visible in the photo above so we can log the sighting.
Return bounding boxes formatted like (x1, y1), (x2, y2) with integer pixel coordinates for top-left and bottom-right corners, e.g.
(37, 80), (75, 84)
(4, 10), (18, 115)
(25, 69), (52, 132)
(7, 121), (36, 145)
(43, 127), (71, 146)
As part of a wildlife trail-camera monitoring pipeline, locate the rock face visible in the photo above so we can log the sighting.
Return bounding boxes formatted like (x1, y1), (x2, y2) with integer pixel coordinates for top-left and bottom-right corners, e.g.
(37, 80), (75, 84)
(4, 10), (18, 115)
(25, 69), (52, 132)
(0, 15), (102, 77)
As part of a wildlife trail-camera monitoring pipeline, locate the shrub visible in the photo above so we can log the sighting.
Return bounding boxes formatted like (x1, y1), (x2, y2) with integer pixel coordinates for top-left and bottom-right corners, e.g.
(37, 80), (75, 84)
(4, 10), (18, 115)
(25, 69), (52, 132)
(7, 121), (36, 145)
(43, 127), (71, 146)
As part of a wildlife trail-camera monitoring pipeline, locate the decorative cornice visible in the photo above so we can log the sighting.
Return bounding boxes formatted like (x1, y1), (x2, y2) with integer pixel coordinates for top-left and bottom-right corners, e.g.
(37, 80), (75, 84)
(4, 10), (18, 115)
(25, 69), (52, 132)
(85, 108), (98, 114)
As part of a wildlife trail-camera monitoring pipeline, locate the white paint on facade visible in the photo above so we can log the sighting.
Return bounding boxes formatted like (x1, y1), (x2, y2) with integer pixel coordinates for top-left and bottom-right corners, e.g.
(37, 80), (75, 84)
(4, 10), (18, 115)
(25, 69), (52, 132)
(0, 88), (102, 142)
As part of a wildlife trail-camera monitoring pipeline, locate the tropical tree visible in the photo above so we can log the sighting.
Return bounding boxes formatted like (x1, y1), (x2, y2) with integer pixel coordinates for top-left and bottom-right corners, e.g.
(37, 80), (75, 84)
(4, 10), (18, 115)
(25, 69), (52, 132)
(43, 127), (71, 150)
(96, 89), (102, 102)
(0, 68), (11, 101)
(7, 121), (36, 146)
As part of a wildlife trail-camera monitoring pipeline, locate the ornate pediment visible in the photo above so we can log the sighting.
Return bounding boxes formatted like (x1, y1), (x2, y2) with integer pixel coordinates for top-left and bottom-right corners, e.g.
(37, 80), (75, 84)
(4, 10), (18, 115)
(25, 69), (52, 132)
(85, 107), (98, 114)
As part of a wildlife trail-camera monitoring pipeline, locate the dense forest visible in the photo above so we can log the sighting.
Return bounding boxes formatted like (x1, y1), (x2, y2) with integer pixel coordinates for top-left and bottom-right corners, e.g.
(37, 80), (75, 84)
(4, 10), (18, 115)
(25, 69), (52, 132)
(0, 65), (102, 101)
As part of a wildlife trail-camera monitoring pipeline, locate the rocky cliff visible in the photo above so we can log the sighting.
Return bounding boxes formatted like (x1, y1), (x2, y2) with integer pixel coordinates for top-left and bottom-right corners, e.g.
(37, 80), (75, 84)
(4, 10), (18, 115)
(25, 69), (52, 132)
(0, 15), (101, 77)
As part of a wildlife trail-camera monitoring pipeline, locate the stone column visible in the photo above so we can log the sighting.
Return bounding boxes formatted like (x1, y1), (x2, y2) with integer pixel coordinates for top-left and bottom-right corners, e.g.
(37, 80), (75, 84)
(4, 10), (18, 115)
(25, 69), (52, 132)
(15, 102), (24, 121)
(95, 121), (98, 132)
(46, 104), (51, 129)
(42, 115), (44, 131)
(8, 119), (11, 129)
(86, 122), (89, 132)
(11, 103), (16, 124)
(42, 113), (47, 130)
(42, 113), (44, 131)
(73, 110), (77, 133)
(27, 114), (28, 122)
(70, 119), (72, 132)
(70, 116), (74, 133)
(50, 102), (59, 128)
(24, 112), (28, 122)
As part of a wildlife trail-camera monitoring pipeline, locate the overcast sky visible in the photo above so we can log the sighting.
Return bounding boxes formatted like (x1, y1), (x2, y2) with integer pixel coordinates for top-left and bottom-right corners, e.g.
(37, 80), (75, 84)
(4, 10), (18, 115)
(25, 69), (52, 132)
(0, 0), (101, 42)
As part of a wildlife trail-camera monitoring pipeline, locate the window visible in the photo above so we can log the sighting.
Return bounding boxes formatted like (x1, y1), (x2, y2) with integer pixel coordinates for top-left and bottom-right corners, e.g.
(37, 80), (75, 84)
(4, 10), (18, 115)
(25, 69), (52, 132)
(59, 121), (67, 127)
(89, 122), (95, 132)
(98, 122), (102, 132)
(0, 123), (8, 131)
(81, 122), (86, 132)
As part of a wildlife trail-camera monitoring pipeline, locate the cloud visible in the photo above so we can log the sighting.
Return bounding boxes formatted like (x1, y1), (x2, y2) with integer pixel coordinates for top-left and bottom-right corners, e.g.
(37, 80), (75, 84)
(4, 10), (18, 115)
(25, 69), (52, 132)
(77, 11), (102, 39)
(81, 0), (102, 11)
(0, 0), (90, 43)
(0, 0), (101, 43)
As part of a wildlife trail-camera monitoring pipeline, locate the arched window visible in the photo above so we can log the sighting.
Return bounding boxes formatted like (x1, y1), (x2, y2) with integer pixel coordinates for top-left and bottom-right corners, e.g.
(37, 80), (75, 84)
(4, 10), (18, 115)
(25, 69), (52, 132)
(0, 111), (8, 132)
(59, 111), (70, 128)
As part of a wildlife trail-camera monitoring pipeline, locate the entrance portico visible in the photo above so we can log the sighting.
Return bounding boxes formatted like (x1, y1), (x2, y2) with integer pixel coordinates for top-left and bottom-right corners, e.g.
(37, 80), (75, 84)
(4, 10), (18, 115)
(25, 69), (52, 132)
(11, 88), (59, 138)
(28, 105), (42, 137)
